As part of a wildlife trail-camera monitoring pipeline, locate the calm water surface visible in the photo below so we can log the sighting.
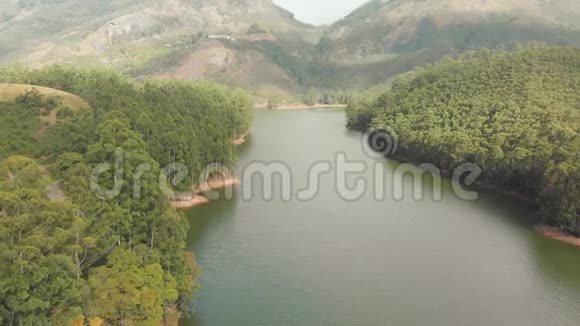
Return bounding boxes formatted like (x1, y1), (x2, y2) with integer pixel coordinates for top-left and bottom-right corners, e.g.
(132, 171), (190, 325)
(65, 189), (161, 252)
(185, 109), (580, 326)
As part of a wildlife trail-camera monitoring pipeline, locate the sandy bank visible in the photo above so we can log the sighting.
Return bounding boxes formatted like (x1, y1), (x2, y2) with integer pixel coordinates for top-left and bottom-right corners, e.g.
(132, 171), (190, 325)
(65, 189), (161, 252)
(255, 104), (346, 110)
(194, 177), (241, 194)
(172, 129), (248, 209)
(232, 129), (250, 145)
(170, 177), (241, 210)
(536, 226), (580, 248)
(171, 195), (210, 209)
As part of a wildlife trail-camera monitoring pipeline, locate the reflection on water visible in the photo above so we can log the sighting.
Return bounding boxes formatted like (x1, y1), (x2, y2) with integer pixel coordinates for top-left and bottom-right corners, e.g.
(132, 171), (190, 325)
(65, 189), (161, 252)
(531, 235), (580, 287)
(184, 109), (580, 326)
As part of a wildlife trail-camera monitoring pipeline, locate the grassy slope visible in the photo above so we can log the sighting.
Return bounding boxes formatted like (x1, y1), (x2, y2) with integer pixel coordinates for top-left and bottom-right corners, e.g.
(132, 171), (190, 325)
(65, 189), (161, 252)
(0, 83), (91, 158)
(0, 83), (91, 155)
(0, 83), (90, 111)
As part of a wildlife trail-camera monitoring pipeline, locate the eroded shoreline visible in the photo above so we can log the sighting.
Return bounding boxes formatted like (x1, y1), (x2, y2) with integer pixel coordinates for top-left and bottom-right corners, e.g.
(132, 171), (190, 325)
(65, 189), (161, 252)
(170, 177), (241, 210)
(171, 130), (248, 209)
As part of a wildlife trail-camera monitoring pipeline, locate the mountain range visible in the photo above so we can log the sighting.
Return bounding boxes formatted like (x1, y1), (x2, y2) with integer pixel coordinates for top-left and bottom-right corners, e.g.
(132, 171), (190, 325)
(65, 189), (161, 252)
(2, 0), (580, 102)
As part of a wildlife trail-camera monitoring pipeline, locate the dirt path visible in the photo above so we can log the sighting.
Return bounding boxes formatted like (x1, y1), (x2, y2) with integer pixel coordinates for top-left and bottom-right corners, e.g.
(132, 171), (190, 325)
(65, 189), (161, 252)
(232, 129), (250, 145)
(34, 109), (58, 138)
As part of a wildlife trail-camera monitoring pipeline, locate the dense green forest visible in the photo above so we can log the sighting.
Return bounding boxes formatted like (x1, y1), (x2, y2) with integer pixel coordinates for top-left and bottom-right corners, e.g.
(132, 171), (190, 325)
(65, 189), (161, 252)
(0, 66), (252, 325)
(347, 46), (580, 234)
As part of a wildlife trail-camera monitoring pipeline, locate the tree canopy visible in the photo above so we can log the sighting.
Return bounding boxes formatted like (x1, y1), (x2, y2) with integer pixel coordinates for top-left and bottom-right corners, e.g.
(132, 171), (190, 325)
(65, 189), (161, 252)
(0, 65), (252, 324)
(347, 46), (580, 233)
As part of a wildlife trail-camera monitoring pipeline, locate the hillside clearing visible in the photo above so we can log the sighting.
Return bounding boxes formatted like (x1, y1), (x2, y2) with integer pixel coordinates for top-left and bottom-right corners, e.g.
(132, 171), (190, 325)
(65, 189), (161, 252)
(0, 83), (90, 111)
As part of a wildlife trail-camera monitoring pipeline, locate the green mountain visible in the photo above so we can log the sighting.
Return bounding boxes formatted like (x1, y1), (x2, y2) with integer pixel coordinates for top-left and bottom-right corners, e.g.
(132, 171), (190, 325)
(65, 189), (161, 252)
(3, 0), (580, 99)
(316, 0), (580, 85)
(0, 0), (321, 102)
(346, 45), (580, 233)
(0, 0), (310, 59)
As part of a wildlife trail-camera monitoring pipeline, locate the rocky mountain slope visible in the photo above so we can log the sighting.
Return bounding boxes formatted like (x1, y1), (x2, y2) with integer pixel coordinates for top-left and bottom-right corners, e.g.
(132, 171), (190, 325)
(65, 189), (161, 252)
(0, 0), (311, 60)
(0, 0), (154, 63)
(0, 0), (321, 102)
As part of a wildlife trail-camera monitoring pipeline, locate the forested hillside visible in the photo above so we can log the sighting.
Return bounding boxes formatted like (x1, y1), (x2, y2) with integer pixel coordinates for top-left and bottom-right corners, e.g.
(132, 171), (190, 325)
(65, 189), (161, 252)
(0, 65), (252, 325)
(347, 46), (580, 233)
(318, 0), (580, 87)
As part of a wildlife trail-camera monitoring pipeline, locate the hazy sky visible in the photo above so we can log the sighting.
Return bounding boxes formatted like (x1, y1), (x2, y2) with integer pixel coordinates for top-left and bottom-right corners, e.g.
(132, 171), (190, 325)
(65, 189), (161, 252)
(273, 0), (369, 25)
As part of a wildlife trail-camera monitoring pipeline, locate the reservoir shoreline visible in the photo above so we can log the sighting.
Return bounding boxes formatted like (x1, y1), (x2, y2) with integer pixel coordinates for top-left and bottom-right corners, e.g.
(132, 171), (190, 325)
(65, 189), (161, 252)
(184, 109), (580, 326)
(390, 145), (580, 246)
(353, 125), (580, 246)
(171, 130), (249, 209)
(171, 177), (241, 209)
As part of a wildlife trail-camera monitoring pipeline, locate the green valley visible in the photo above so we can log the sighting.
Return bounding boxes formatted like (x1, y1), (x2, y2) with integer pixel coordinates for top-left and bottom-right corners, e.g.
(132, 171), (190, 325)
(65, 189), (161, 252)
(0, 1), (580, 325)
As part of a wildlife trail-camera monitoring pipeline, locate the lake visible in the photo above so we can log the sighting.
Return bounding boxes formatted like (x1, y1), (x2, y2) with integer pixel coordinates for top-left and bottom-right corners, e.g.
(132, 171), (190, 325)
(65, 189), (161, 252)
(185, 109), (580, 326)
